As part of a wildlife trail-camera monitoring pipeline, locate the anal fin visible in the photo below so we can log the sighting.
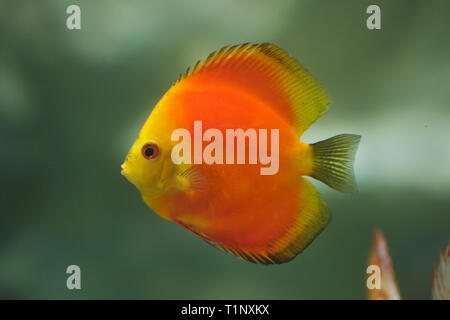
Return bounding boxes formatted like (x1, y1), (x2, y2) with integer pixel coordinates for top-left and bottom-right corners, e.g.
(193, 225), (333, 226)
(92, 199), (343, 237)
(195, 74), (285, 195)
(268, 178), (331, 264)
(175, 178), (331, 265)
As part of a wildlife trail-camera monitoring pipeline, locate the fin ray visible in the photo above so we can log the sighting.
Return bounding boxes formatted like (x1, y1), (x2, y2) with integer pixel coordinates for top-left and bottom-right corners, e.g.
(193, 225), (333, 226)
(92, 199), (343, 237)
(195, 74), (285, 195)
(177, 166), (208, 192)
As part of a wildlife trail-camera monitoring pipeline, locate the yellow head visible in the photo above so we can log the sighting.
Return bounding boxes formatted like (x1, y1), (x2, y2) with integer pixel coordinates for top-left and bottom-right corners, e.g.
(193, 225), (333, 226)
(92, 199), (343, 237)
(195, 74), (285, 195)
(121, 100), (177, 199)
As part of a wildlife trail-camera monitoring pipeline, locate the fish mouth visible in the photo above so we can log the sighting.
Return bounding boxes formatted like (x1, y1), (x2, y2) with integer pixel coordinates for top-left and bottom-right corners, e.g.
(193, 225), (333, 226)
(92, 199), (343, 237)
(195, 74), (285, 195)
(120, 163), (128, 176)
(120, 162), (140, 188)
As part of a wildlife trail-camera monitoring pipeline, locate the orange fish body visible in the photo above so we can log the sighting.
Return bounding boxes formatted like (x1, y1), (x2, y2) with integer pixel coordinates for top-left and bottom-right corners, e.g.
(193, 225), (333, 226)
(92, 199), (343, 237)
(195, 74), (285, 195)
(122, 43), (361, 264)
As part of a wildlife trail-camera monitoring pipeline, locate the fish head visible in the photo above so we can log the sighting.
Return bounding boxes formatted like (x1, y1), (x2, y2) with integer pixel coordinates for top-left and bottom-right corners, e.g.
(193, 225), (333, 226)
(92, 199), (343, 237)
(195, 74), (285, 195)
(122, 91), (184, 201)
(121, 130), (171, 197)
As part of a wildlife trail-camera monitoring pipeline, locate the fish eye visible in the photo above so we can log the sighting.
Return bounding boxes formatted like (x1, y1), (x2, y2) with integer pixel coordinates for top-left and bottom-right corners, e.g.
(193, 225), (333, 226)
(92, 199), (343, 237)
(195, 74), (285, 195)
(142, 143), (160, 160)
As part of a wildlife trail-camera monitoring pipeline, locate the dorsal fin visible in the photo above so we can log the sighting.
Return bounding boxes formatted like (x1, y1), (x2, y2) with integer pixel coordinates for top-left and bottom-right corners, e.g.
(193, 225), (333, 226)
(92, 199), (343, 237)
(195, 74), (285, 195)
(174, 42), (330, 136)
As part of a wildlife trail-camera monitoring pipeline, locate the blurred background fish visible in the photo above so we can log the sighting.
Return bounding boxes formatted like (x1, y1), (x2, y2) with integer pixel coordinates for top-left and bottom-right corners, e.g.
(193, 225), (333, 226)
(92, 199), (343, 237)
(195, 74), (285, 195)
(431, 242), (449, 300)
(366, 229), (449, 300)
(367, 228), (401, 300)
(0, 0), (449, 298)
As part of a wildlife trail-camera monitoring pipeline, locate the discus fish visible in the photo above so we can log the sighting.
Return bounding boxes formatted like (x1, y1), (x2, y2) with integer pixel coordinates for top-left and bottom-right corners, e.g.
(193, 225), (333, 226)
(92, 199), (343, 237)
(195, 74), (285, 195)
(121, 43), (361, 264)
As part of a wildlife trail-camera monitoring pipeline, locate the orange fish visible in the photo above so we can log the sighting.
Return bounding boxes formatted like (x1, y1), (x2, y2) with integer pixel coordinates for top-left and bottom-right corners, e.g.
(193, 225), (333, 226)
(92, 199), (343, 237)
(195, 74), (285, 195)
(121, 43), (361, 264)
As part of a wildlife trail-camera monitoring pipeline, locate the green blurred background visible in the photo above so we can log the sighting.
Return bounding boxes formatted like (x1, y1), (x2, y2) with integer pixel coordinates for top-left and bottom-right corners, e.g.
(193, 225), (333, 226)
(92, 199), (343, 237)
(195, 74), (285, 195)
(1, 0), (449, 299)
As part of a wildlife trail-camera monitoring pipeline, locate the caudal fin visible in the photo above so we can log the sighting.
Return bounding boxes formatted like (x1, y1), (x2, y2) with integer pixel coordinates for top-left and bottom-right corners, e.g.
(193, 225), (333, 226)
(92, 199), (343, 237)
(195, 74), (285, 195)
(310, 134), (361, 193)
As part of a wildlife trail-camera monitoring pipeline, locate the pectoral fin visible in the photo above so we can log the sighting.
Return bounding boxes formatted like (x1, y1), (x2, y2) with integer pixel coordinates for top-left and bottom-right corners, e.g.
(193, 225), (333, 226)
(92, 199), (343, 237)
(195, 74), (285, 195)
(267, 178), (331, 264)
(176, 166), (208, 192)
